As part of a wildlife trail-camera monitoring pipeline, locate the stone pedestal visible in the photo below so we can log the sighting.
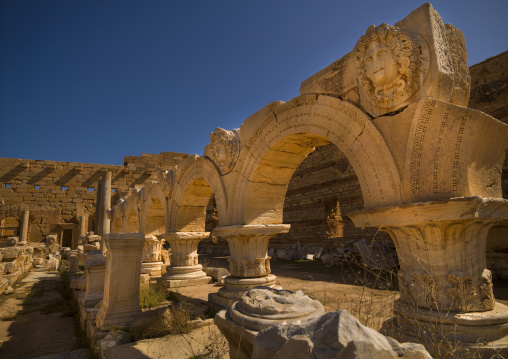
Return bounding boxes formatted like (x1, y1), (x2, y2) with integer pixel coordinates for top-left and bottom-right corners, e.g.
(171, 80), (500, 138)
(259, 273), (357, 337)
(215, 287), (324, 359)
(81, 250), (107, 308)
(209, 224), (290, 310)
(158, 232), (212, 287)
(350, 196), (508, 356)
(67, 250), (80, 274)
(95, 233), (144, 331)
(140, 235), (163, 277)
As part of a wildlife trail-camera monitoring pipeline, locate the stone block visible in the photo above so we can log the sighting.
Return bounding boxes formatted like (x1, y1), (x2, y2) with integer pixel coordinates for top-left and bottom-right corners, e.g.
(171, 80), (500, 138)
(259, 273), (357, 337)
(253, 310), (432, 359)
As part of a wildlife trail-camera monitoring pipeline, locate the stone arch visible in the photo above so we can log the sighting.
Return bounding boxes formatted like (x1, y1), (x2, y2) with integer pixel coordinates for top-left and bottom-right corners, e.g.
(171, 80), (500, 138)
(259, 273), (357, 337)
(234, 96), (402, 225)
(140, 183), (168, 236)
(169, 155), (227, 232)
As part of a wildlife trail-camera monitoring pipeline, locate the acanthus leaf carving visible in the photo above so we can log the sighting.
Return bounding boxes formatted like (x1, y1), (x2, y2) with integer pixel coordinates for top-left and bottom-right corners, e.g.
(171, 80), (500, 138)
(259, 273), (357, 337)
(446, 269), (494, 312)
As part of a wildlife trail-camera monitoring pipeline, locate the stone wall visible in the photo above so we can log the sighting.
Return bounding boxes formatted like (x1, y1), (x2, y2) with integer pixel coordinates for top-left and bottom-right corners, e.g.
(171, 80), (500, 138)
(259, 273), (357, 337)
(0, 152), (188, 245)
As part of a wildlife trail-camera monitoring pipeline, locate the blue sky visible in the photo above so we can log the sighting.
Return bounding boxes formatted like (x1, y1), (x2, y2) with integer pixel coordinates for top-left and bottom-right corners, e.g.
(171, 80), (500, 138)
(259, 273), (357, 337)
(1, 0), (507, 165)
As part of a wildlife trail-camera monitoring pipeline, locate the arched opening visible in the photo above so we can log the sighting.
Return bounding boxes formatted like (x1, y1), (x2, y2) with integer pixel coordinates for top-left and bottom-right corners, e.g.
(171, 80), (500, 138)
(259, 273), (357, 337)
(125, 209), (139, 233)
(28, 217), (50, 242)
(175, 177), (213, 232)
(0, 216), (19, 242)
(145, 197), (165, 236)
(272, 143), (388, 253)
(244, 133), (330, 224)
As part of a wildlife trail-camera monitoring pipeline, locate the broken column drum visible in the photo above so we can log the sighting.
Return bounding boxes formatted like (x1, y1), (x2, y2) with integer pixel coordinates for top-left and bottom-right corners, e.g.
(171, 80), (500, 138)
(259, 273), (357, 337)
(159, 231), (212, 287)
(95, 233), (144, 331)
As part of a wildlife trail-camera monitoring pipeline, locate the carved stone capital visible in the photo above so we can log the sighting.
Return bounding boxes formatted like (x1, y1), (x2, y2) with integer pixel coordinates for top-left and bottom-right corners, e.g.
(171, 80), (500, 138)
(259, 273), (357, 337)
(203, 128), (240, 175)
(161, 231), (209, 267)
(213, 224), (289, 279)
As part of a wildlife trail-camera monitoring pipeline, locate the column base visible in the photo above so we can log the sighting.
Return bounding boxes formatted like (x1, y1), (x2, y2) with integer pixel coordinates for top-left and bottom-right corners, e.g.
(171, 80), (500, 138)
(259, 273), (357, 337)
(208, 274), (279, 310)
(141, 261), (163, 277)
(157, 275), (213, 288)
(95, 304), (142, 331)
(383, 300), (508, 358)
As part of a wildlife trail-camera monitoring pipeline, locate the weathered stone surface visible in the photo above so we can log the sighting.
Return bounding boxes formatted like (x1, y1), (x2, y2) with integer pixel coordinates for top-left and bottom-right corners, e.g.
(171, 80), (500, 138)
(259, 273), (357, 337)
(300, 3), (470, 118)
(253, 310), (431, 359)
(45, 255), (59, 271)
(215, 287), (324, 359)
(95, 233), (144, 331)
(1, 247), (22, 261)
(81, 250), (107, 307)
(6, 237), (18, 247)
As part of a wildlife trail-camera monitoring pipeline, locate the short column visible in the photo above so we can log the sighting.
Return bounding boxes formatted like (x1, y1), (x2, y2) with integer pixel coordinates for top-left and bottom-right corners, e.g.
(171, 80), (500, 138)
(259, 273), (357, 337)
(141, 235), (164, 277)
(159, 232), (212, 287)
(81, 250), (107, 307)
(350, 197), (508, 356)
(95, 233), (144, 331)
(209, 224), (290, 310)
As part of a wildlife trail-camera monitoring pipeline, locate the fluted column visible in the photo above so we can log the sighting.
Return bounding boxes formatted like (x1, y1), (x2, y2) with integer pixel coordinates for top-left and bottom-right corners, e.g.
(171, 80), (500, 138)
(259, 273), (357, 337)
(209, 224), (290, 309)
(158, 232), (212, 287)
(95, 233), (144, 331)
(350, 196), (508, 354)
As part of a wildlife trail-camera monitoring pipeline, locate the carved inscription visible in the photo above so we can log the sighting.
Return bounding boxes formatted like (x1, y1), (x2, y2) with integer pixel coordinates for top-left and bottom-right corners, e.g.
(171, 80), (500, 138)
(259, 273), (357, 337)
(409, 98), (435, 195)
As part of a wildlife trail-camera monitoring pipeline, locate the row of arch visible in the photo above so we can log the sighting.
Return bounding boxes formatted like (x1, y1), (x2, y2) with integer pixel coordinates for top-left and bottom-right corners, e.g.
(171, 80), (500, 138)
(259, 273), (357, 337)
(109, 96), (401, 236)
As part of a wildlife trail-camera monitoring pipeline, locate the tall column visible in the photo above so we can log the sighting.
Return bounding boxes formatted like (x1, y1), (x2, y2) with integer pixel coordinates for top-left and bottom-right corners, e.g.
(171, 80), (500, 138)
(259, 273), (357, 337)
(159, 232), (212, 287)
(19, 210), (29, 244)
(350, 197), (508, 356)
(95, 233), (145, 331)
(209, 224), (290, 310)
(98, 171), (112, 253)
(94, 181), (102, 235)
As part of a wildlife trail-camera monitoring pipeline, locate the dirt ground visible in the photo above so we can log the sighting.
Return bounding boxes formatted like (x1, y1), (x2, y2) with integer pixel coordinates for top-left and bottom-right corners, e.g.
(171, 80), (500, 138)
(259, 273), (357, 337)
(1, 257), (507, 358)
(0, 266), (85, 359)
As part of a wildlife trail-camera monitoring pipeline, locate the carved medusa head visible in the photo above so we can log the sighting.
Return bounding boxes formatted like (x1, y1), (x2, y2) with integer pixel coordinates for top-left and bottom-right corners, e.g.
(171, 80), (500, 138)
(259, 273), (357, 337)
(355, 23), (424, 111)
(204, 128), (240, 175)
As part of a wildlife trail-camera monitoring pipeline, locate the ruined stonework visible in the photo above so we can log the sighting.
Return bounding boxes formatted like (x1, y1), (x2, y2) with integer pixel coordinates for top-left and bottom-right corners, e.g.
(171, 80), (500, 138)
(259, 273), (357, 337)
(0, 152), (187, 247)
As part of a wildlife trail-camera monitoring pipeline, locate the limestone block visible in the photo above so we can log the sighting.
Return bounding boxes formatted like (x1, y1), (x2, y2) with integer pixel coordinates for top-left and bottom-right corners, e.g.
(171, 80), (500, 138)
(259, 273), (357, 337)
(95, 233), (144, 331)
(372, 99), (508, 204)
(215, 287), (324, 359)
(82, 250), (107, 307)
(1, 247), (22, 261)
(253, 310), (431, 359)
